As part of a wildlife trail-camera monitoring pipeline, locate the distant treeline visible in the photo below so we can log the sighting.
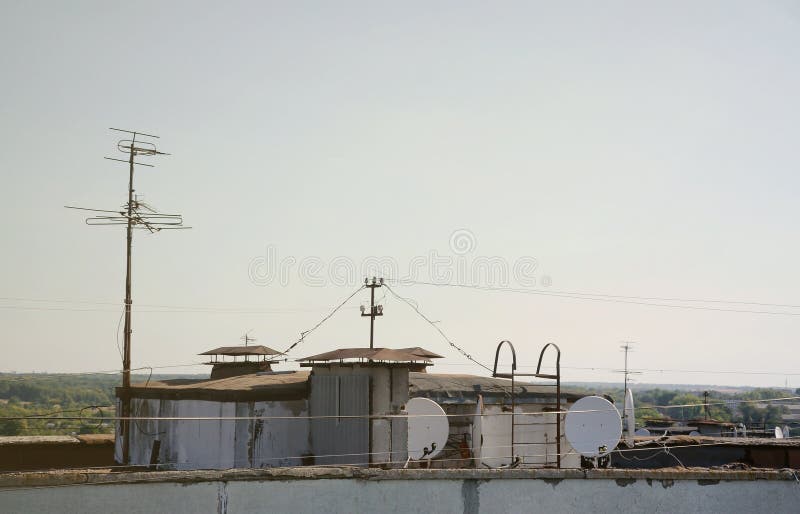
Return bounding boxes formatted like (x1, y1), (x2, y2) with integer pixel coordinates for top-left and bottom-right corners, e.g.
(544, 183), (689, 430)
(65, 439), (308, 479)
(565, 384), (794, 426)
(0, 373), (191, 437)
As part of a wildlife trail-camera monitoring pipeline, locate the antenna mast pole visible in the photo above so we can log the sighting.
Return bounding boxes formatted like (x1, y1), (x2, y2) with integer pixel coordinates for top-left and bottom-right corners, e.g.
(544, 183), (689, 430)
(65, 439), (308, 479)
(620, 342), (634, 394)
(121, 132), (136, 428)
(66, 127), (189, 466)
(623, 343), (629, 393)
(361, 277), (384, 349)
(241, 331), (256, 347)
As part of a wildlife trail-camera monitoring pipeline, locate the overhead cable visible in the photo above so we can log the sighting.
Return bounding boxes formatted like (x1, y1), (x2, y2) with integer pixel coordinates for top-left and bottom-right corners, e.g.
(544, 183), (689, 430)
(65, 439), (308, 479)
(383, 284), (493, 372)
(390, 280), (800, 317)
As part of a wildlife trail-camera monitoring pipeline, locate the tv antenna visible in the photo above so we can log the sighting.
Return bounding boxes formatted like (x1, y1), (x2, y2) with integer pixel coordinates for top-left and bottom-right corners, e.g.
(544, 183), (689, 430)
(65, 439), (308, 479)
(616, 342), (641, 394)
(241, 330), (256, 346)
(65, 128), (189, 465)
(615, 342), (640, 436)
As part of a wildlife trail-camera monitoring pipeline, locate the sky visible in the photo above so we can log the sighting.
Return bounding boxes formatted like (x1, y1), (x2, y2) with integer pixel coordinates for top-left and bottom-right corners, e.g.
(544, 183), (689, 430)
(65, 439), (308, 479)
(1, 1), (798, 387)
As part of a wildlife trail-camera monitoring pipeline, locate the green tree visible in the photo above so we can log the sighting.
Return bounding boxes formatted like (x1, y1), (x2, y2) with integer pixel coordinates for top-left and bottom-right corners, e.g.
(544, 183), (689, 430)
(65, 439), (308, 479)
(0, 418), (28, 436)
(669, 393), (704, 420)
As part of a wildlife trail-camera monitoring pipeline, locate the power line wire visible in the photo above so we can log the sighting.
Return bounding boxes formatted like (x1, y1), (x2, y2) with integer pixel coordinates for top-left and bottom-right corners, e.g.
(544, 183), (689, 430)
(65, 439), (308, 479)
(0, 304), (344, 315)
(433, 362), (800, 378)
(280, 285), (366, 355)
(0, 362), (207, 381)
(4, 394), (793, 422)
(389, 280), (800, 309)
(391, 280), (800, 317)
(383, 284), (493, 373)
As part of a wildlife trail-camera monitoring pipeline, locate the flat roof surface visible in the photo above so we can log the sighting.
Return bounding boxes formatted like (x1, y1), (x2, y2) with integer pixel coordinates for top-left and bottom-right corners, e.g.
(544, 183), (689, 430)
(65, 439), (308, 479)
(125, 371), (311, 401)
(199, 345), (281, 356)
(298, 347), (443, 362)
(410, 373), (582, 402)
(123, 371), (576, 402)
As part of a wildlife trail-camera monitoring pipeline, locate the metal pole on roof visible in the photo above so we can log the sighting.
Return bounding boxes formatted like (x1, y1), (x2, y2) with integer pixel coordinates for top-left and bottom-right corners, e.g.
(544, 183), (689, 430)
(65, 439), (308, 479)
(65, 128), (189, 465)
(361, 277), (384, 349)
(121, 134), (135, 466)
(618, 342), (641, 396)
(241, 331), (256, 347)
(241, 331), (256, 362)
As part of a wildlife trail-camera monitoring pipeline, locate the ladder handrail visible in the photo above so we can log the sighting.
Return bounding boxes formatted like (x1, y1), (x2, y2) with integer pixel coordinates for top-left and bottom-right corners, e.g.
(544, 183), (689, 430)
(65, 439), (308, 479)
(490, 340), (563, 469)
(535, 342), (561, 375)
(492, 340), (516, 377)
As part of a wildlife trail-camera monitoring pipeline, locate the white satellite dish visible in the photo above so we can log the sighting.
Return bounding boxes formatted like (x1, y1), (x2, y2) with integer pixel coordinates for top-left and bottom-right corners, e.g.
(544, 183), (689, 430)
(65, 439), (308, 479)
(783, 426), (791, 439)
(634, 428), (651, 437)
(689, 431), (700, 436)
(775, 426), (784, 439)
(565, 396), (623, 457)
(407, 397), (449, 460)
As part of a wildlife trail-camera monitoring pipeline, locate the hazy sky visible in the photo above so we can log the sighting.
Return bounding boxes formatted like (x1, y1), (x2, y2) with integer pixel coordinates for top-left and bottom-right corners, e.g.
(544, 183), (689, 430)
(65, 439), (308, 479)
(1, 1), (798, 387)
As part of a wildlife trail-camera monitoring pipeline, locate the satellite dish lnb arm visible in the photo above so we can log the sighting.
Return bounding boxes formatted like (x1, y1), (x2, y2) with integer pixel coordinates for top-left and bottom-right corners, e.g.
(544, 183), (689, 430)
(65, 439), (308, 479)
(422, 442), (437, 459)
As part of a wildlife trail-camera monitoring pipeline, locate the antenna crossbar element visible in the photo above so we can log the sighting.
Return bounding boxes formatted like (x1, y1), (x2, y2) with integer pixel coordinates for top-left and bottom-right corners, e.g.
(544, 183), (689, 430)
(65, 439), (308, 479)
(105, 156), (154, 167)
(117, 141), (171, 157)
(65, 205), (126, 215)
(109, 127), (160, 138)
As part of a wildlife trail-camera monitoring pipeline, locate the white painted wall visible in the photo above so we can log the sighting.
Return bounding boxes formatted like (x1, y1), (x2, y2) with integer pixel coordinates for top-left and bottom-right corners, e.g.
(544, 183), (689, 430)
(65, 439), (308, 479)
(477, 405), (580, 469)
(308, 364), (410, 466)
(2, 473), (798, 514)
(120, 398), (310, 469)
(120, 396), (580, 470)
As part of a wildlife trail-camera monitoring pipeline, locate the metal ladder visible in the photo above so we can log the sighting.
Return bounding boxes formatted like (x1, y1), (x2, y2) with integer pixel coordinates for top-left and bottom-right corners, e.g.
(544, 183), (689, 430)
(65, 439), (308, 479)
(492, 340), (562, 468)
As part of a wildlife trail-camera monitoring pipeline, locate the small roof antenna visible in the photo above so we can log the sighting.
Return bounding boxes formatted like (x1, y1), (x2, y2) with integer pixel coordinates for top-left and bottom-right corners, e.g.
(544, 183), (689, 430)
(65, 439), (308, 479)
(241, 330), (257, 346)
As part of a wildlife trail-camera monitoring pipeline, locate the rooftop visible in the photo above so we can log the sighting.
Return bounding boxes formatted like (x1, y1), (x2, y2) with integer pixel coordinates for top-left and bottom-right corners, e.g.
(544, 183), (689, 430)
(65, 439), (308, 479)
(297, 347), (443, 364)
(123, 371), (580, 403)
(199, 345), (281, 357)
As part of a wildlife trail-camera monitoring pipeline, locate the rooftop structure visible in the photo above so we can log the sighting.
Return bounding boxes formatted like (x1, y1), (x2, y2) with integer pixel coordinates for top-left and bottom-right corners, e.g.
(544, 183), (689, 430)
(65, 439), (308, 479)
(117, 368), (580, 470)
(298, 346), (443, 371)
(199, 344), (282, 379)
(114, 284), (578, 470)
(200, 345), (281, 358)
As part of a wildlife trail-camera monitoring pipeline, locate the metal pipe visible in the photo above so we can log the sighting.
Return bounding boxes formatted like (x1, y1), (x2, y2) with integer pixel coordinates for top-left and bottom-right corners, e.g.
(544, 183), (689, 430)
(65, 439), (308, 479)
(369, 281), (375, 349)
(121, 134), (135, 466)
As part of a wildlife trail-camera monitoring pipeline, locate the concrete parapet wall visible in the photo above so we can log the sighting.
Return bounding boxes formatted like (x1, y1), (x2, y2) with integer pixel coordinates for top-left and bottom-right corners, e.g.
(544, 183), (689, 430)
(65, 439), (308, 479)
(2, 467), (799, 513)
(0, 435), (114, 472)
